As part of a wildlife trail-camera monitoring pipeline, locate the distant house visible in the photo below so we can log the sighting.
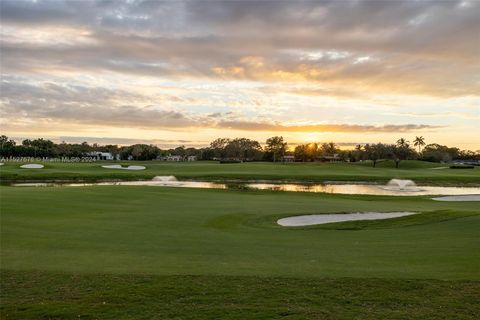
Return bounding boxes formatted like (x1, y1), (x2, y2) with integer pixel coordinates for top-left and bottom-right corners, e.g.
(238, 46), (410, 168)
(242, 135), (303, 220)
(157, 154), (184, 162)
(318, 154), (342, 162)
(281, 155), (295, 163)
(86, 152), (117, 160)
(452, 159), (480, 166)
(169, 155), (183, 162)
(187, 155), (197, 162)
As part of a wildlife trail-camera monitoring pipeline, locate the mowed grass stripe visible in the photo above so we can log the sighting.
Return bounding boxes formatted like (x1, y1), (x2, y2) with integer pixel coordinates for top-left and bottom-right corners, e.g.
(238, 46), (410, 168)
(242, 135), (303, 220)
(1, 186), (479, 279)
(1, 270), (479, 320)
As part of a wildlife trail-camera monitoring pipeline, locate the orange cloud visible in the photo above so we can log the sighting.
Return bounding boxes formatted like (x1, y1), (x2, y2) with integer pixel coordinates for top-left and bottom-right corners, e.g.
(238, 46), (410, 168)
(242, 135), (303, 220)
(217, 121), (443, 133)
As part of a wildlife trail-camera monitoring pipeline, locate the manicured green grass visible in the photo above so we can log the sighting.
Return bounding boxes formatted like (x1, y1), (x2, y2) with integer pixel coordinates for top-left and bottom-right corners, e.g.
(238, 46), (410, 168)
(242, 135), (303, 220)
(2, 270), (479, 320)
(1, 186), (479, 279)
(1, 186), (479, 318)
(1, 160), (479, 184)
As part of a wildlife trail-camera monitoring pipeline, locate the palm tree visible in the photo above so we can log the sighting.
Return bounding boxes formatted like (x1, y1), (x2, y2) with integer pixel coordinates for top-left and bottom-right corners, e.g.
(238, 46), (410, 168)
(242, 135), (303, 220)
(396, 138), (409, 148)
(354, 144), (363, 162)
(413, 136), (426, 153)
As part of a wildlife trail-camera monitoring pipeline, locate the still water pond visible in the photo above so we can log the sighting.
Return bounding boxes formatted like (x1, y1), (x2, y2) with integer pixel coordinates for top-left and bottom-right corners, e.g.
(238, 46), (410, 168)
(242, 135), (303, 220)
(11, 176), (480, 197)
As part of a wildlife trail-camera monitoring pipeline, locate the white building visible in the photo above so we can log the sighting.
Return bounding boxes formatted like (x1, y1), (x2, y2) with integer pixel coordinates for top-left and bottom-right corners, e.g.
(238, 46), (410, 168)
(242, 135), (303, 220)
(168, 155), (183, 161)
(157, 155), (183, 161)
(86, 152), (117, 160)
(281, 155), (295, 163)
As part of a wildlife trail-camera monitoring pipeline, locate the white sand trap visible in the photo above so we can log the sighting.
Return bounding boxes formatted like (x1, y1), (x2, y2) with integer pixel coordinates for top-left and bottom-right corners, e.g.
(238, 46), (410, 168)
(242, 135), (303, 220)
(125, 165), (146, 170)
(152, 176), (178, 182)
(101, 165), (146, 170)
(432, 195), (480, 202)
(277, 212), (417, 226)
(20, 163), (44, 169)
(430, 167), (448, 170)
(0, 163), (4, 166)
(102, 164), (122, 169)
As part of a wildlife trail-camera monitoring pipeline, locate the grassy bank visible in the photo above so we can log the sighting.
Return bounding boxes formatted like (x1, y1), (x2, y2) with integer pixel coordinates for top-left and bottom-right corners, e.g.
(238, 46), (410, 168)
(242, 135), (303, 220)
(2, 186), (479, 318)
(2, 186), (479, 279)
(1, 160), (479, 184)
(2, 270), (479, 320)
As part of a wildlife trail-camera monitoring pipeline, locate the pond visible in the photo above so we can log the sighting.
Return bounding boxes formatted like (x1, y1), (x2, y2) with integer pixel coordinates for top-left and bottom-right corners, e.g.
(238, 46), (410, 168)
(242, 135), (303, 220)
(10, 176), (480, 197)
(245, 183), (480, 196)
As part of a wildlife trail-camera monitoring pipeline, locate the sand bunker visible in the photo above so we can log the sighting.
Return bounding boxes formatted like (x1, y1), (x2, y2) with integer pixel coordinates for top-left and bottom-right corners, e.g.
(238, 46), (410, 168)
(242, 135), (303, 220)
(102, 164), (122, 169)
(20, 163), (44, 169)
(277, 212), (417, 226)
(432, 195), (480, 202)
(0, 163), (4, 166)
(152, 176), (178, 182)
(124, 165), (146, 170)
(101, 165), (146, 170)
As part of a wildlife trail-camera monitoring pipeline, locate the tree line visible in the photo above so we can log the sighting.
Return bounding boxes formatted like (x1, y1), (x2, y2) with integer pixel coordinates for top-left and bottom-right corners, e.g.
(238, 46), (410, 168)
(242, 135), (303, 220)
(1, 135), (478, 166)
(293, 137), (479, 167)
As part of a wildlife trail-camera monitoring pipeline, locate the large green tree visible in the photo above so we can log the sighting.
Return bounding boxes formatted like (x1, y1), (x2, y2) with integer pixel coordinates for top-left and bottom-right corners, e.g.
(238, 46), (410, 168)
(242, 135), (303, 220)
(225, 138), (262, 161)
(209, 138), (231, 159)
(265, 136), (287, 162)
(0, 135), (16, 156)
(320, 142), (339, 156)
(364, 143), (388, 167)
(390, 144), (416, 168)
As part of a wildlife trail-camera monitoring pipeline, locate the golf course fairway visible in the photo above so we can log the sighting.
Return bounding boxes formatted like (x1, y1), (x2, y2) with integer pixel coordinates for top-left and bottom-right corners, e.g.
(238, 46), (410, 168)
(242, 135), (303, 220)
(1, 160), (479, 185)
(1, 185), (479, 319)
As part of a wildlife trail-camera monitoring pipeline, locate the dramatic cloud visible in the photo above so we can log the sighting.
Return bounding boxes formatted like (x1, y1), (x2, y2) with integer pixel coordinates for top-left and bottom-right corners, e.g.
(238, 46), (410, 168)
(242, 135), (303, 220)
(217, 121), (441, 133)
(9, 135), (208, 148)
(1, 0), (479, 148)
(0, 79), (440, 134)
(1, 0), (479, 95)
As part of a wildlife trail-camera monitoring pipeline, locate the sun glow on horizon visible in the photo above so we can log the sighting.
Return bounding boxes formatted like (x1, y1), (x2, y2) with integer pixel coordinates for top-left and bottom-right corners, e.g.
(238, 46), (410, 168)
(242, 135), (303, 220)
(304, 133), (322, 143)
(1, 0), (479, 150)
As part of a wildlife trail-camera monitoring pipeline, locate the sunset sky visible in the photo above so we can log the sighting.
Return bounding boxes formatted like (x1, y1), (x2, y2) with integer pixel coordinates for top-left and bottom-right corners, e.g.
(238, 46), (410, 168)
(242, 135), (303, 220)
(1, 0), (479, 150)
